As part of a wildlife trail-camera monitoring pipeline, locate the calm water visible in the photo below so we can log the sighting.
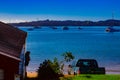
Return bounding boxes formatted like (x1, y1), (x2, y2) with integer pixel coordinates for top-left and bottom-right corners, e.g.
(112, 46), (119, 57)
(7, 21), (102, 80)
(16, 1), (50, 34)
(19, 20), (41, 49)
(20, 26), (120, 74)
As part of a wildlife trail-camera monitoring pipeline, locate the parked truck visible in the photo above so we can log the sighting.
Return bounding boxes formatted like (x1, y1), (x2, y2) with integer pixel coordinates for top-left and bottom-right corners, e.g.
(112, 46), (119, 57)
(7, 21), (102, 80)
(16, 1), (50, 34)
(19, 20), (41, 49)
(76, 59), (105, 74)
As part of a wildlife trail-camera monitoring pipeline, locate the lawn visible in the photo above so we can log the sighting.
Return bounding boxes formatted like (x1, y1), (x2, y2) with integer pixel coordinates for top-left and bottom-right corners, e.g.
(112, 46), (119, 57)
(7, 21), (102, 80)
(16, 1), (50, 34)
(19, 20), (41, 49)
(60, 74), (120, 80)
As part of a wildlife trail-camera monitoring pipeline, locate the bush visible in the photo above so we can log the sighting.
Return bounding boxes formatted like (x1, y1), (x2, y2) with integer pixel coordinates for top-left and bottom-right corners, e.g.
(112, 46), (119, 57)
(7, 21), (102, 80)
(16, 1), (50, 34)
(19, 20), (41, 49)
(37, 59), (61, 80)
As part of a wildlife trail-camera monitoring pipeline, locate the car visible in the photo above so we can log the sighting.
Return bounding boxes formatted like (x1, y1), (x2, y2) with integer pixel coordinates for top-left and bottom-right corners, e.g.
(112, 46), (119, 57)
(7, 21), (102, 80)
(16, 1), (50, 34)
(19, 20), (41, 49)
(76, 59), (105, 74)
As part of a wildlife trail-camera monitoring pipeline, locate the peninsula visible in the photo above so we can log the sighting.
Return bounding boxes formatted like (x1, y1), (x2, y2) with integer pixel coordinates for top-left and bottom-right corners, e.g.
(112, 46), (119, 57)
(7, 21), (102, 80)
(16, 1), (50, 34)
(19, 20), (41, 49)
(10, 19), (120, 27)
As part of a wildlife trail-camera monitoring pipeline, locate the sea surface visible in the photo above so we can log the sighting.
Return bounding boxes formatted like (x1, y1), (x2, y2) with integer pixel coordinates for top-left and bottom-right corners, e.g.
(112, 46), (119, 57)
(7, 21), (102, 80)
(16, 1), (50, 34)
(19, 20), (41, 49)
(20, 26), (120, 74)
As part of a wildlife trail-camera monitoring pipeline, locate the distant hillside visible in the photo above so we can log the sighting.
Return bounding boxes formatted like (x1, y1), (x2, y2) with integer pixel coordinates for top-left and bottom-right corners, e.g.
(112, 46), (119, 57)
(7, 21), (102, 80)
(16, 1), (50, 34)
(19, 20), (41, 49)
(10, 19), (120, 26)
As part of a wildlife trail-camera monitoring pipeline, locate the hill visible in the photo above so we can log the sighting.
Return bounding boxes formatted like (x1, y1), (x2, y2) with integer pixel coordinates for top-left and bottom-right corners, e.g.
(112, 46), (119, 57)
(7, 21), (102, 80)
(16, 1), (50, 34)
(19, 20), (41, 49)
(10, 19), (120, 26)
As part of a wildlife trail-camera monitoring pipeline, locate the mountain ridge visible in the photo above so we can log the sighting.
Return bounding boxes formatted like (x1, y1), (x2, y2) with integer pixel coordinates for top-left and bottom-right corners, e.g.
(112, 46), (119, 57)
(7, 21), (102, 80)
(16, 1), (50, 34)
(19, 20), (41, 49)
(10, 19), (120, 26)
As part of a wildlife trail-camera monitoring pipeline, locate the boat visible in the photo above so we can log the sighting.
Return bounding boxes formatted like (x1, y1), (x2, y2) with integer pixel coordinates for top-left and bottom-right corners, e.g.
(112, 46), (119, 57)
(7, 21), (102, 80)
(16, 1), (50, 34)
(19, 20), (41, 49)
(78, 27), (82, 30)
(28, 28), (34, 31)
(106, 26), (120, 32)
(51, 26), (57, 29)
(63, 26), (69, 30)
(106, 13), (120, 32)
(34, 26), (39, 29)
(34, 26), (41, 29)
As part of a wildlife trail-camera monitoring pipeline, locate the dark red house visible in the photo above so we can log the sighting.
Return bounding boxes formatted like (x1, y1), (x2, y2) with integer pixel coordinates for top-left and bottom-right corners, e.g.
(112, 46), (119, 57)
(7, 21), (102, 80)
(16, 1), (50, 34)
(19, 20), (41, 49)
(0, 22), (27, 80)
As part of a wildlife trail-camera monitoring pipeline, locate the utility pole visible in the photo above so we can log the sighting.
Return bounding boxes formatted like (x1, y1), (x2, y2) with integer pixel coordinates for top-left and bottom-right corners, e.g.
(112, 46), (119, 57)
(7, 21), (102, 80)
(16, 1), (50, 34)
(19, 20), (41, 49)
(25, 51), (30, 79)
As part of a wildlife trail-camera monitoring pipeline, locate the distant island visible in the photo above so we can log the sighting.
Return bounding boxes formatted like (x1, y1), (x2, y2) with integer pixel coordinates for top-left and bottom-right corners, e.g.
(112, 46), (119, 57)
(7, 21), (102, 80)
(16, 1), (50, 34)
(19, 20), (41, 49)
(10, 19), (120, 27)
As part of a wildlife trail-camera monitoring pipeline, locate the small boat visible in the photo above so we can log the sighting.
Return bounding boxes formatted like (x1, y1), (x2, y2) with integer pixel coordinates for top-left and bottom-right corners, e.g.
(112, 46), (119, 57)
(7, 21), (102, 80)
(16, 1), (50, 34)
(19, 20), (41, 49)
(34, 26), (42, 29)
(34, 26), (39, 29)
(28, 28), (34, 31)
(106, 13), (120, 32)
(106, 26), (113, 32)
(78, 27), (82, 30)
(106, 26), (120, 32)
(52, 26), (57, 29)
(63, 26), (69, 30)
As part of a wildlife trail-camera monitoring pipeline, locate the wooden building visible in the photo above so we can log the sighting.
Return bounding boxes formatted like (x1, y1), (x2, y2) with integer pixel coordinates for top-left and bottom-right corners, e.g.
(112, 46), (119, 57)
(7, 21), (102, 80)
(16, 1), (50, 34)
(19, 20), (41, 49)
(0, 22), (27, 80)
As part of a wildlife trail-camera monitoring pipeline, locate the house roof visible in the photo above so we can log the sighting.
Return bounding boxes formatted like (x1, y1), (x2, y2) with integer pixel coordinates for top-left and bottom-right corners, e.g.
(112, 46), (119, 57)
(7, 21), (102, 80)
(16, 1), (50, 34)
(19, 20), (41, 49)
(0, 21), (27, 59)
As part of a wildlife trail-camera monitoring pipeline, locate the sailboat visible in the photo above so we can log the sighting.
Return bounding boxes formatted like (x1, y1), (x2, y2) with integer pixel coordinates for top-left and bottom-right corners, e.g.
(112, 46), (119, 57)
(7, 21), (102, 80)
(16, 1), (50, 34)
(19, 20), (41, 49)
(106, 13), (120, 32)
(106, 24), (120, 32)
(105, 26), (119, 32)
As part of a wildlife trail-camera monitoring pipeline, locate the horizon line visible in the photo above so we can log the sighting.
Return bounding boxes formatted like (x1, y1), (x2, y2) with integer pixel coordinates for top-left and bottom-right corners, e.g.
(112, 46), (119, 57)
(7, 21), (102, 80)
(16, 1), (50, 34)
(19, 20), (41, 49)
(5, 18), (119, 24)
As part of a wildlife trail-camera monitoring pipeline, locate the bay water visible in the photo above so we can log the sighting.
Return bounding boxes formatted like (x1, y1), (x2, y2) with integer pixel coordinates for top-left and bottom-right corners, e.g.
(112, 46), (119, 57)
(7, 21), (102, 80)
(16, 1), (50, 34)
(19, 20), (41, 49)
(20, 26), (120, 74)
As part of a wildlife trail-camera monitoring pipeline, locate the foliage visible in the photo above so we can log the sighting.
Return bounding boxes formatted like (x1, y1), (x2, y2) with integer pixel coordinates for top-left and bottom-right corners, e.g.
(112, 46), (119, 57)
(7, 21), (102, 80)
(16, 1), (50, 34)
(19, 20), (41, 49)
(37, 59), (61, 80)
(62, 52), (75, 62)
(50, 57), (61, 74)
(37, 51), (75, 80)
(61, 52), (75, 75)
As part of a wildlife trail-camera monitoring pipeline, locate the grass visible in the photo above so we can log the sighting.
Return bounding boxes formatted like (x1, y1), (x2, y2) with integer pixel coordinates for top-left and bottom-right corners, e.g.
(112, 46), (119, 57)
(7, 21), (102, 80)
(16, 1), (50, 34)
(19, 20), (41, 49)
(60, 74), (120, 80)
(27, 74), (120, 80)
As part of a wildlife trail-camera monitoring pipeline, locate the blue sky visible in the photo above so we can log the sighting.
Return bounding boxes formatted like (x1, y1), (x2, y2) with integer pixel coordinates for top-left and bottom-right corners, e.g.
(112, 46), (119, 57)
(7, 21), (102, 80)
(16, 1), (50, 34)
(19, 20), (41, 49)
(0, 0), (120, 23)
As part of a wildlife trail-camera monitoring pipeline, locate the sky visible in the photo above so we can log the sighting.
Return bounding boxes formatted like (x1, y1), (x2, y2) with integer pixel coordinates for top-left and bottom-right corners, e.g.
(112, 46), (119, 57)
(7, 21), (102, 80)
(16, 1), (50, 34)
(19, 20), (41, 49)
(0, 0), (120, 23)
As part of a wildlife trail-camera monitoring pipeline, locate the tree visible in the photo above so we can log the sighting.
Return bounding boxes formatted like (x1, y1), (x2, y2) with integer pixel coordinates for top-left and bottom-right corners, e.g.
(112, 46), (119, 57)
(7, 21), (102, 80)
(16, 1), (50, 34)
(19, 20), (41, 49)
(62, 52), (74, 62)
(61, 52), (75, 75)
(37, 59), (60, 80)
(50, 57), (60, 74)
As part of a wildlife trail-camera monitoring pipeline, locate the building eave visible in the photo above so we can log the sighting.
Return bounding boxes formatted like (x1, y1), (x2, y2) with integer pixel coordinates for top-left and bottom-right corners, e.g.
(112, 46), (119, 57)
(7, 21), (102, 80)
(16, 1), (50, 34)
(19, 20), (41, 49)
(0, 51), (21, 61)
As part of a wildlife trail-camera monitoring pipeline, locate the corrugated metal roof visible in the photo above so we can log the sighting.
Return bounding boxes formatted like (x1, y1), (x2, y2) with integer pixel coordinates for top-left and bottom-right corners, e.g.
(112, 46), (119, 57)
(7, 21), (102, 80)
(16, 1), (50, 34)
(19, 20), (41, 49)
(0, 21), (27, 58)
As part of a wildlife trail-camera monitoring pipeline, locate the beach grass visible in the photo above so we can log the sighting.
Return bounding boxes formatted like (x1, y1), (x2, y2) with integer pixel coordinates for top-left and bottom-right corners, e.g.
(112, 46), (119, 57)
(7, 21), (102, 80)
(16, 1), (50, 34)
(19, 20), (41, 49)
(60, 74), (120, 80)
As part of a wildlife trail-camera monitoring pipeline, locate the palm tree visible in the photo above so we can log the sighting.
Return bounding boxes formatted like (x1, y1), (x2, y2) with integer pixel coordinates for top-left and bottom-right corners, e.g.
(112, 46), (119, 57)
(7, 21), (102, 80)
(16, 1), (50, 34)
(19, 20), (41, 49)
(61, 52), (75, 75)
(62, 52), (74, 62)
